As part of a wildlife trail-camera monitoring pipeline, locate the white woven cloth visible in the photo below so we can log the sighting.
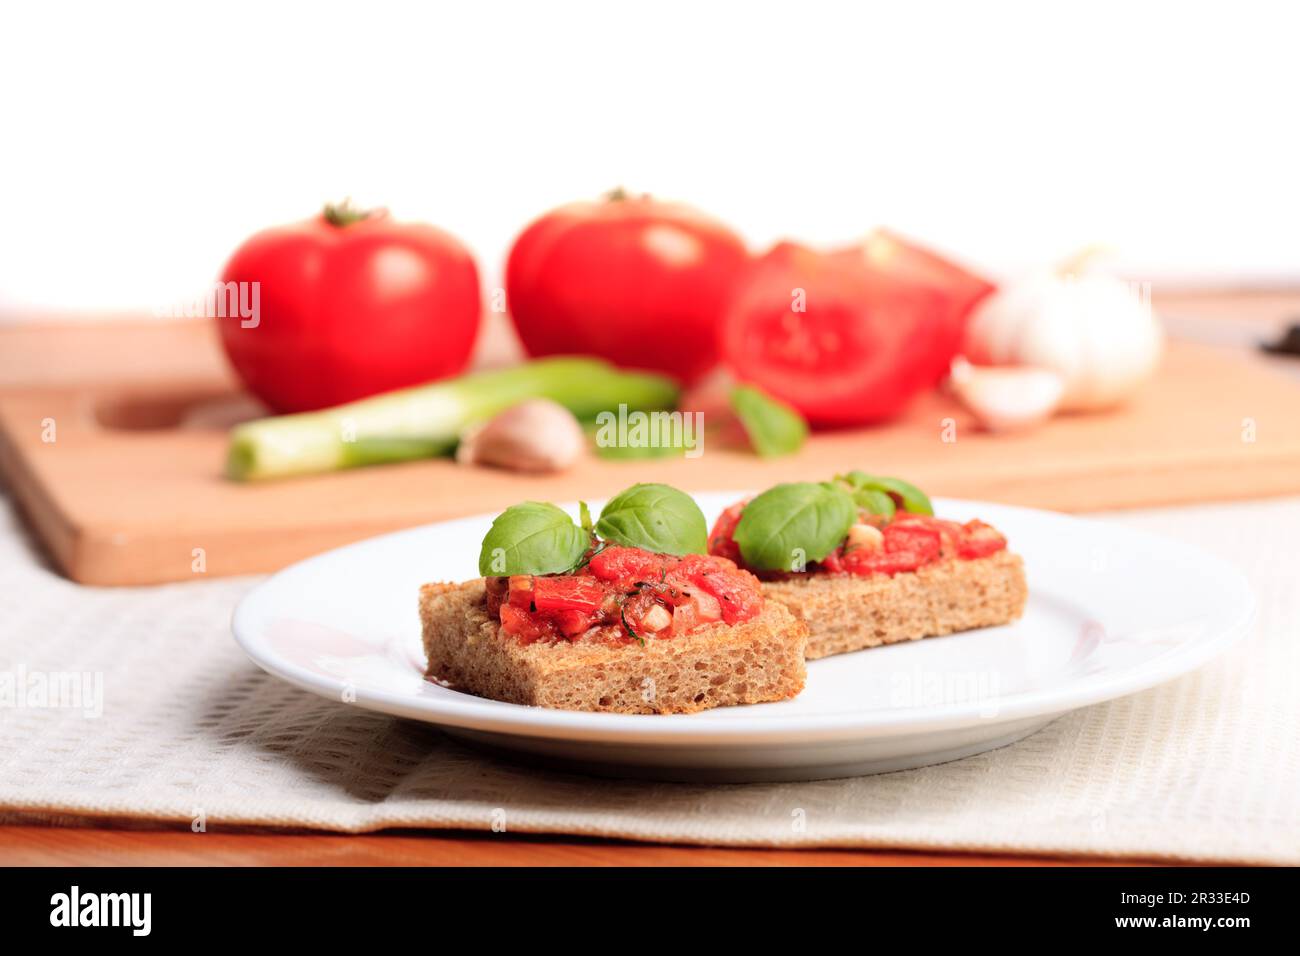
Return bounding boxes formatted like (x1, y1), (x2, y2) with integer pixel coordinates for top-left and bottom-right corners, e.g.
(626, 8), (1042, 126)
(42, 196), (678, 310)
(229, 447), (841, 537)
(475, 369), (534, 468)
(1, 494), (1296, 863)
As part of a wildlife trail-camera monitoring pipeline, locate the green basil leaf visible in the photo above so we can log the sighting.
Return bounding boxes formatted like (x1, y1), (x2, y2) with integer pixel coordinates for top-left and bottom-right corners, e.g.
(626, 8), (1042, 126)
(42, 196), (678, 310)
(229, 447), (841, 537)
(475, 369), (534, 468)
(837, 471), (933, 516)
(733, 481), (857, 571)
(730, 384), (808, 458)
(851, 487), (896, 518)
(478, 501), (588, 576)
(579, 500), (593, 535)
(595, 483), (708, 556)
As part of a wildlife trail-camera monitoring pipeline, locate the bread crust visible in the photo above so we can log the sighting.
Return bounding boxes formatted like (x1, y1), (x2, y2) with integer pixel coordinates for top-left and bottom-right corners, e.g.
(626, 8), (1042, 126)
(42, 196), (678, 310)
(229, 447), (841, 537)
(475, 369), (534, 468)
(420, 580), (808, 714)
(763, 550), (1027, 659)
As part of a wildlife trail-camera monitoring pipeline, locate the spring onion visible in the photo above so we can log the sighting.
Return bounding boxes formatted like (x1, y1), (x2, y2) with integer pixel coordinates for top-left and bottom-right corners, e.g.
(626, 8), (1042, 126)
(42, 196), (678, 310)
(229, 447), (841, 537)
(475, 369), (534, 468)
(226, 357), (679, 480)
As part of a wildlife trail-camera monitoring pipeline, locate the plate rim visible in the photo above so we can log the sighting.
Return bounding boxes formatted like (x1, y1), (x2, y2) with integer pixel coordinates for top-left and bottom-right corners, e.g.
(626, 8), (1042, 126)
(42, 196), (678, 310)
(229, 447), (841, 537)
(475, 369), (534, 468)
(232, 495), (1255, 747)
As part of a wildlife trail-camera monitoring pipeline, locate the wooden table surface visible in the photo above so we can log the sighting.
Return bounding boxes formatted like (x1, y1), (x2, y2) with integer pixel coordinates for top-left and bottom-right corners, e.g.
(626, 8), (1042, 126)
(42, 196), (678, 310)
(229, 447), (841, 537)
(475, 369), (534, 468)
(0, 824), (1162, 866)
(1, 287), (1292, 866)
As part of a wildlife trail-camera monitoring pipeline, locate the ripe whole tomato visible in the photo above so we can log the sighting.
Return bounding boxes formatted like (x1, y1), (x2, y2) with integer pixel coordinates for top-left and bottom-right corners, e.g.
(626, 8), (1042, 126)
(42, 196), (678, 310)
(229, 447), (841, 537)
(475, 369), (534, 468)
(505, 191), (749, 385)
(840, 230), (995, 385)
(218, 203), (481, 413)
(721, 235), (992, 426)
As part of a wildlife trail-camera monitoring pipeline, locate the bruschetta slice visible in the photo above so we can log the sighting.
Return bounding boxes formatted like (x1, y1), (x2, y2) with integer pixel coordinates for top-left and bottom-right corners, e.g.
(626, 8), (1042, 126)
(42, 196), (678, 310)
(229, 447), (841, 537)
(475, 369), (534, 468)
(708, 474), (1027, 659)
(420, 484), (807, 713)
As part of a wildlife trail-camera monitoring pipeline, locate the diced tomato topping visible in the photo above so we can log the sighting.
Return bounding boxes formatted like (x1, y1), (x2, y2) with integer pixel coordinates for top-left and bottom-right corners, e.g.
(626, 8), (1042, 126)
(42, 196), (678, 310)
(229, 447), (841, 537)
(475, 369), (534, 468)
(928, 518), (967, 538)
(588, 546), (678, 585)
(491, 545), (761, 645)
(688, 588), (723, 623)
(553, 609), (594, 638)
(506, 575), (534, 609)
(819, 547), (846, 574)
(668, 588), (724, 635)
(676, 553), (735, 576)
(956, 520), (1007, 559)
(882, 522), (942, 563)
(841, 546), (926, 576)
(532, 575), (604, 612)
(620, 590), (671, 636)
(498, 604), (555, 644)
(707, 502), (746, 565)
(669, 601), (700, 636)
(676, 553), (764, 624)
(707, 498), (1010, 578)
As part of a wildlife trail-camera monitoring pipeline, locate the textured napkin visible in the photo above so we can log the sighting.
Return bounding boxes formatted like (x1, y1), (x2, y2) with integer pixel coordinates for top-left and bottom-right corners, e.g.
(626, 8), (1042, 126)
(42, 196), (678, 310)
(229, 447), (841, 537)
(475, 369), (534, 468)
(0, 494), (1295, 863)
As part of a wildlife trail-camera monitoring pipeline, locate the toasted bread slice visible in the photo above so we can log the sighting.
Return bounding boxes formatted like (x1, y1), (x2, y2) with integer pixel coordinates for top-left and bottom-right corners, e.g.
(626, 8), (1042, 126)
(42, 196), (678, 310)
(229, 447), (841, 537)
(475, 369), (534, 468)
(420, 580), (808, 714)
(762, 550), (1027, 660)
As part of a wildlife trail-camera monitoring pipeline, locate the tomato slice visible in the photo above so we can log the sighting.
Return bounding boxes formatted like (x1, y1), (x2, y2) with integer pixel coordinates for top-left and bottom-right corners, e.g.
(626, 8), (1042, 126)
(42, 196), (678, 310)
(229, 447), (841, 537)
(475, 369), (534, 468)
(588, 546), (677, 585)
(723, 243), (962, 426)
(853, 230), (995, 384)
(531, 576), (604, 612)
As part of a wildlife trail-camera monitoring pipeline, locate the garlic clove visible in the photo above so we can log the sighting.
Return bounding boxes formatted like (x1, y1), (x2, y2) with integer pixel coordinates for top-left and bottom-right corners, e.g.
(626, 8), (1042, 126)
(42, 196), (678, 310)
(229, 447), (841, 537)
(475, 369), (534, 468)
(456, 399), (586, 473)
(640, 604), (673, 633)
(846, 522), (884, 551)
(949, 357), (1065, 433)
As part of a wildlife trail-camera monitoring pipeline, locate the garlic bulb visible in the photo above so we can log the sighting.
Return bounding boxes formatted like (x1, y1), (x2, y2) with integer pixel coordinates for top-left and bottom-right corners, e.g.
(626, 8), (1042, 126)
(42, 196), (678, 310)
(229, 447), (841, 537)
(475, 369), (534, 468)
(963, 272), (1163, 411)
(456, 399), (586, 473)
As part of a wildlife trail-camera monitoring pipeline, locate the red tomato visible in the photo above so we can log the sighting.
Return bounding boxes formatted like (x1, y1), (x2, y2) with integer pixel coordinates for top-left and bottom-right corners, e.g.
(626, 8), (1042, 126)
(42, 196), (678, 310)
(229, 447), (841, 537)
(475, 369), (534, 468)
(819, 548), (847, 574)
(553, 609), (595, 638)
(498, 604), (554, 644)
(506, 575), (534, 609)
(588, 546), (677, 585)
(882, 522), (942, 563)
(956, 520), (1008, 559)
(841, 547), (927, 576)
(839, 230), (995, 384)
(894, 515), (964, 557)
(505, 191), (750, 384)
(722, 237), (992, 426)
(707, 502), (746, 565)
(218, 204), (481, 413)
(531, 576), (604, 612)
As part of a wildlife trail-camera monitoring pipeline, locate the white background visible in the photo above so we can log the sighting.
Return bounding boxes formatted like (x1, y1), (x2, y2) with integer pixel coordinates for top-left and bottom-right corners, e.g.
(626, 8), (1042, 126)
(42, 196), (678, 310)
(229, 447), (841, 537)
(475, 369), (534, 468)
(1, 0), (1296, 318)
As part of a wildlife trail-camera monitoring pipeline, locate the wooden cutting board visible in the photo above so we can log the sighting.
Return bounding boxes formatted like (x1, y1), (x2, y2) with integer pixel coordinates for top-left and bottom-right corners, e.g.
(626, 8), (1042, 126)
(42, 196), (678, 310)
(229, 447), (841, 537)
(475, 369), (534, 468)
(3, 308), (1300, 586)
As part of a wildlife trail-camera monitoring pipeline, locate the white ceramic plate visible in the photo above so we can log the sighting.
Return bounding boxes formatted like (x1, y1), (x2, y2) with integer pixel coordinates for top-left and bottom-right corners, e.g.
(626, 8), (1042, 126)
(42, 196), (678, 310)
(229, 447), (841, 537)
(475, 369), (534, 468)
(233, 495), (1254, 782)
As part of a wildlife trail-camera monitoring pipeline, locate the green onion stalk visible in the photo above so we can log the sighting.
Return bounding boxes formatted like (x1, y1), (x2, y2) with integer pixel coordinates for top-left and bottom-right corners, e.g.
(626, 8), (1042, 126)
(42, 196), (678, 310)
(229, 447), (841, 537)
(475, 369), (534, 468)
(226, 357), (679, 480)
